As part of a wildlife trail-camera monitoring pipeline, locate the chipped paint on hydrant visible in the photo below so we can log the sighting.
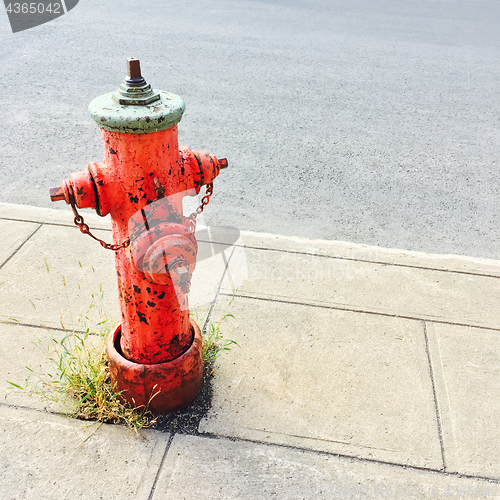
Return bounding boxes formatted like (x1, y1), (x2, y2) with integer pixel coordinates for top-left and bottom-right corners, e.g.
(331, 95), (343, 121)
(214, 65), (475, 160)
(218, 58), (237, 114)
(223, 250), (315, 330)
(49, 58), (228, 414)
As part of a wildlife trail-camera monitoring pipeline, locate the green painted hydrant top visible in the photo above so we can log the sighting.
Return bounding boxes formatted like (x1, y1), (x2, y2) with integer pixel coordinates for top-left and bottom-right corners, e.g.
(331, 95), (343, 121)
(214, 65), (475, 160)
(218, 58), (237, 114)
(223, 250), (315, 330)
(88, 58), (186, 134)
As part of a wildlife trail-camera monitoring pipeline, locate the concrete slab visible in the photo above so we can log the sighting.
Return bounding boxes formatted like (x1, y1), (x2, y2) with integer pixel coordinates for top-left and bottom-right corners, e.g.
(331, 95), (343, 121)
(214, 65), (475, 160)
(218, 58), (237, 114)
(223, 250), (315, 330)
(155, 433), (497, 499)
(220, 245), (500, 330)
(190, 241), (230, 324)
(0, 405), (168, 500)
(0, 322), (70, 412)
(199, 296), (442, 468)
(0, 219), (40, 267)
(190, 230), (248, 327)
(0, 223), (120, 331)
(427, 322), (500, 479)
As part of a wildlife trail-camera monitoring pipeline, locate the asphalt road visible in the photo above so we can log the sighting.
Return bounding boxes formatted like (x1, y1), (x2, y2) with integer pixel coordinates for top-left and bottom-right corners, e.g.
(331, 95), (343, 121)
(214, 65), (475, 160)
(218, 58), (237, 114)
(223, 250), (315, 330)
(1, 0), (499, 259)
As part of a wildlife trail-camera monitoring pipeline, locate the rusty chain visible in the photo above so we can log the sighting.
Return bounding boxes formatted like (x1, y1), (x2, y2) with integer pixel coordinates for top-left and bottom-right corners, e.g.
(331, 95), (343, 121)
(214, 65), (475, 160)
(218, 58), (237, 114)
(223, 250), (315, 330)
(188, 182), (214, 232)
(68, 181), (214, 251)
(67, 183), (131, 251)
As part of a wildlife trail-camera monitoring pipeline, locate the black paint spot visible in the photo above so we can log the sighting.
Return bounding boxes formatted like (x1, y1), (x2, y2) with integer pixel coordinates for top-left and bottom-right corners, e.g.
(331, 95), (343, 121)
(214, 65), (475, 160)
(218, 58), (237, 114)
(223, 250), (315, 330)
(147, 300), (156, 307)
(133, 285), (141, 294)
(158, 291), (166, 299)
(136, 311), (149, 324)
(109, 147), (118, 155)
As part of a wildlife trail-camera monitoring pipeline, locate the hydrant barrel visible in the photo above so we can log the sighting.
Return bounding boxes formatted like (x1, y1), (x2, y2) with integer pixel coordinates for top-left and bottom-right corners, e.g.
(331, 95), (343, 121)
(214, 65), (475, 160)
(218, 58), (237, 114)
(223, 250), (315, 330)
(49, 58), (228, 414)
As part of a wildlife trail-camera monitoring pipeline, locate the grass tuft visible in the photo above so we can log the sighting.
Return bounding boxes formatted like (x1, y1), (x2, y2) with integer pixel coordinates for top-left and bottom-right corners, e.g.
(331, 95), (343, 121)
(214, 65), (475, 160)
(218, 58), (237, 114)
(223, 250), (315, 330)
(9, 320), (156, 431)
(202, 313), (238, 362)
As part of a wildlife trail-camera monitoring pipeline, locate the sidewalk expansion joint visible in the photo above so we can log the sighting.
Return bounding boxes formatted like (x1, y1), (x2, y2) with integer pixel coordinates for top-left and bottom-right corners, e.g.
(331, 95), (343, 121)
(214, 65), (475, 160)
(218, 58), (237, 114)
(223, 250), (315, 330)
(0, 216), (112, 233)
(0, 401), (73, 420)
(213, 241), (500, 279)
(220, 292), (500, 333)
(197, 432), (500, 484)
(0, 223), (42, 270)
(147, 432), (175, 500)
(422, 320), (447, 472)
(0, 319), (99, 335)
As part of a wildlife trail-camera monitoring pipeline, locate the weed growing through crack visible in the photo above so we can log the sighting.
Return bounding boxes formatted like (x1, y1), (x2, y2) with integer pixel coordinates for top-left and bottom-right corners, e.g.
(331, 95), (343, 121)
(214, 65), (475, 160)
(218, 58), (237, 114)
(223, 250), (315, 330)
(7, 258), (237, 431)
(202, 313), (238, 362)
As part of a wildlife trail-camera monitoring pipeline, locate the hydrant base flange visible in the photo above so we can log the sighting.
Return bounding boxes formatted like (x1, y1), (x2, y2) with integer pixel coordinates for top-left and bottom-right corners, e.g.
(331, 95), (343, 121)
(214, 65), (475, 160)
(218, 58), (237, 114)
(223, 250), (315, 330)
(106, 320), (203, 415)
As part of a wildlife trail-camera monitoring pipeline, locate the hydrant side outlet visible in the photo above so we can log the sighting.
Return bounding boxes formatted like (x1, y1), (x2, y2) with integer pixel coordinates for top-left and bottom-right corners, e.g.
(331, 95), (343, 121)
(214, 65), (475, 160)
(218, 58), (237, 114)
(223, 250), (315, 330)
(49, 59), (228, 414)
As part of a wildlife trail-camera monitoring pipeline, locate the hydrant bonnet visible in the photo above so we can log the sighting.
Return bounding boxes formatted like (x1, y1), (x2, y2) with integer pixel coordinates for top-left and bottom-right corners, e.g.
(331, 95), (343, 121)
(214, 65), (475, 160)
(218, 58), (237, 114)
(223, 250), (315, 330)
(88, 58), (185, 134)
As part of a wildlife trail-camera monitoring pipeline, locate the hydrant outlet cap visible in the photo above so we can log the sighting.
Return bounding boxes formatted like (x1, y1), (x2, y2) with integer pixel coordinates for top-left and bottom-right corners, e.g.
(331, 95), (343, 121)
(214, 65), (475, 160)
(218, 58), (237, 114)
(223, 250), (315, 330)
(88, 91), (186, 134)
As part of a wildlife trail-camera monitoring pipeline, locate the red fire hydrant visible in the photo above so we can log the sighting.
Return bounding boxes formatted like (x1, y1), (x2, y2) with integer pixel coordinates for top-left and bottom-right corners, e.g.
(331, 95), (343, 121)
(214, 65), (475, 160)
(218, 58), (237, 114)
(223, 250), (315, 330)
(49, 58), (227, 414)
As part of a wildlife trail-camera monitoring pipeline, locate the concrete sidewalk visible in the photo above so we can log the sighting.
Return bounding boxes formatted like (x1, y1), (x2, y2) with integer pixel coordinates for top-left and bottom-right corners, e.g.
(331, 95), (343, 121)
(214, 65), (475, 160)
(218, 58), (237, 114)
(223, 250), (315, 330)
(0, 202), (499, 499)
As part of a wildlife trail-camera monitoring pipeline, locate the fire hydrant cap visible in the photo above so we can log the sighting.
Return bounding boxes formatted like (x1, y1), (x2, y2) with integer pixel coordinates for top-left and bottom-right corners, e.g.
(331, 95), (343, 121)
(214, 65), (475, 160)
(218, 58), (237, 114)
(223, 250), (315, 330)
(88, 90), (186, 134)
